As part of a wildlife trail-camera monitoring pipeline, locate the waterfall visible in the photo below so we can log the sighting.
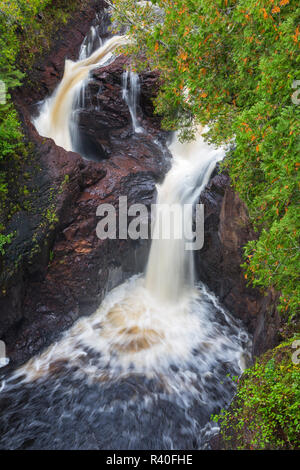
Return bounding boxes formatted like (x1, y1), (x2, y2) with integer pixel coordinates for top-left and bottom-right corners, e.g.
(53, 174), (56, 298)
(0, 26), (252, 451)
(78, 25), (102, 60)
(122, 70), (144, 133)
(145, 127), (225, 303)
(33, 35), (128, 152)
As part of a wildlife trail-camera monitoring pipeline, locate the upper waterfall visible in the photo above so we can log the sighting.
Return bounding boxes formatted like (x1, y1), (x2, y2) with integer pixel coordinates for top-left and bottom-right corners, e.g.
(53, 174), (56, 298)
(33, 35), (128, 152)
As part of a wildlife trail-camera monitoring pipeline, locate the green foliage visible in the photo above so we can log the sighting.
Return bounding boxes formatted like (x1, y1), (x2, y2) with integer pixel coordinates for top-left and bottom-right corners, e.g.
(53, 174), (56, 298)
(0, 232), (14, 255)
(212, 336), (300, 449)
(0, 1), (79, 256)
(111, 0), (300, 319)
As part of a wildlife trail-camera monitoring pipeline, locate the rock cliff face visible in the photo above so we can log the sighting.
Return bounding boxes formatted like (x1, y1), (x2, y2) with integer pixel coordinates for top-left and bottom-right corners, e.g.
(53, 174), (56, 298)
(197, 172), (281, 357)
(0, 0), (280, 371)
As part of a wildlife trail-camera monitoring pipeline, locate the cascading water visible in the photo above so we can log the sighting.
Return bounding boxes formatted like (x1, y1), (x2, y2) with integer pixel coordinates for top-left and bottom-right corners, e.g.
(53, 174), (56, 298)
(0, 25), (252, 450)
(145, 128), (224, 303)
(78, 25), (103, 60)
(122, 70), (144, 134)
(33, 34), (127, 152)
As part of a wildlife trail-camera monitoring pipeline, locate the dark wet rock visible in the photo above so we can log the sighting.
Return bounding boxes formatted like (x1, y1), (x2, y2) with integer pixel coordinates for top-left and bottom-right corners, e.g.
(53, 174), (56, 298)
(76, 56), (164, 161)
(24, 1), (111, 101)
(196, 173), (281, 358)
(0, 349), (240, 450)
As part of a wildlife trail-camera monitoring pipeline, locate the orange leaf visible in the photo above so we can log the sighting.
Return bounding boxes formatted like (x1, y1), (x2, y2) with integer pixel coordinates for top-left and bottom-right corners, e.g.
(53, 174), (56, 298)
(272, 6), (280, 14)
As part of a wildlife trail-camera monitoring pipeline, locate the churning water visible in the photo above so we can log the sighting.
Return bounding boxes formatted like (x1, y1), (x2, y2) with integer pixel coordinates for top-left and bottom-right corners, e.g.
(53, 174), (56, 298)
(0, 25), (252, 450)
(0, 275), (250, 449)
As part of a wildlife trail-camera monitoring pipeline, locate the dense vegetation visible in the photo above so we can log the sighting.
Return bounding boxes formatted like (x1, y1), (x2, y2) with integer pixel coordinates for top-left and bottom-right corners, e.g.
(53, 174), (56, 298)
(111, 0), (299, 321)
(213, 335), (300, 449)
(0, 0), (78, 255)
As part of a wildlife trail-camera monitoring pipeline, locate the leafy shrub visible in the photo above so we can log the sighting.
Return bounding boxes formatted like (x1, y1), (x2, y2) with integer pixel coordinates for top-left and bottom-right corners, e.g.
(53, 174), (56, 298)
(0, 232), (14, 255)
(213, 336), (300, 449)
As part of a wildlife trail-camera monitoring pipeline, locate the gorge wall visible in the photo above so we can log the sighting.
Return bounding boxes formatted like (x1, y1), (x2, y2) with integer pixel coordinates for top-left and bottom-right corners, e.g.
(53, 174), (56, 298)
(0, 0), (281, 371)
(196, 172), (281, 358)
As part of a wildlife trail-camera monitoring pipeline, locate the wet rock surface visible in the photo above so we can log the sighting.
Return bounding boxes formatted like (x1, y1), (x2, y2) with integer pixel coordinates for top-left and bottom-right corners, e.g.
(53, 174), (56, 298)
(76, 56), (164, 161)
(197, 170), (281, 357)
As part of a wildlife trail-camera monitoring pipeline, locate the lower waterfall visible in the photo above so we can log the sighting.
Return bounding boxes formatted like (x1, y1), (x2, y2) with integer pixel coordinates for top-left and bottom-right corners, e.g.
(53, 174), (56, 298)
(145, 128), (224, 303)
(0, 126), (251, 448)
